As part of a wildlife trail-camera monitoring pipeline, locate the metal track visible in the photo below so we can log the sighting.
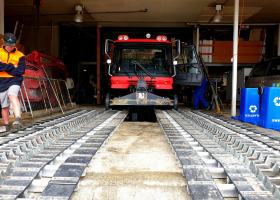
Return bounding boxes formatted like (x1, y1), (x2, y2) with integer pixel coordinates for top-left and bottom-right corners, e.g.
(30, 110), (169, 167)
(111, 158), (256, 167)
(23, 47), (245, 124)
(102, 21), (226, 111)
(0, 110), (89, 142)
(184, 110), (280, 198)
(156, 109), (278, 200)
(0, 109), (127, 199)
(0, 107), (278, 200)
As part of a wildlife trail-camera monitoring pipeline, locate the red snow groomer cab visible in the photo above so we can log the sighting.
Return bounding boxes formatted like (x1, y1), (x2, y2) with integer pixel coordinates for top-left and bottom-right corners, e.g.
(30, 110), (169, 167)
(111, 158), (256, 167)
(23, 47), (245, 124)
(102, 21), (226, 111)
(105, 34), (181, 109)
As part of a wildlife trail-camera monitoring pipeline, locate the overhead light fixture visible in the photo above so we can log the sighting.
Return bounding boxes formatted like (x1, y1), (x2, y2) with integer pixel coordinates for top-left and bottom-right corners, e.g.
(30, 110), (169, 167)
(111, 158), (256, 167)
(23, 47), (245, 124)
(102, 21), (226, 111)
(213, 4), (222, 23)
(74, 4), (84, 23)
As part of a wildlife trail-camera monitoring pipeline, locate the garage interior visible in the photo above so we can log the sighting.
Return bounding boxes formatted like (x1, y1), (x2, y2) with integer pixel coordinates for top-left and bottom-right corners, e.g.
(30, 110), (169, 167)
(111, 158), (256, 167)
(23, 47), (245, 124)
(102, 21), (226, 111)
(2, 0), (280, 109)
(1, 0), (280, 200)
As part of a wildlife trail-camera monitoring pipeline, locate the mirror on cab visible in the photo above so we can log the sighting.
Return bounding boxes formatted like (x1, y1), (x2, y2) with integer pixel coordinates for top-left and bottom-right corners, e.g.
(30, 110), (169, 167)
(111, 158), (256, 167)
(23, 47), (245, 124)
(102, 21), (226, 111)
(173, 40), (181, 66)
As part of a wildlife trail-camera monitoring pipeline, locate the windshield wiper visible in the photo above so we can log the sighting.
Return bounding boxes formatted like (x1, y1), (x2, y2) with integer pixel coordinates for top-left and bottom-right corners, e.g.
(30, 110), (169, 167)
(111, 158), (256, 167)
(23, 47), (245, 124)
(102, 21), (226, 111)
(131, 60), (154, 79)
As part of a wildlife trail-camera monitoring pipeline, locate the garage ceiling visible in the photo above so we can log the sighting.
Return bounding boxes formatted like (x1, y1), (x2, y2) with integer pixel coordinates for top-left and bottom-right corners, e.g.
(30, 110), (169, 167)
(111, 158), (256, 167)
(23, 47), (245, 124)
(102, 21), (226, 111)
(4, 0), (280, 26)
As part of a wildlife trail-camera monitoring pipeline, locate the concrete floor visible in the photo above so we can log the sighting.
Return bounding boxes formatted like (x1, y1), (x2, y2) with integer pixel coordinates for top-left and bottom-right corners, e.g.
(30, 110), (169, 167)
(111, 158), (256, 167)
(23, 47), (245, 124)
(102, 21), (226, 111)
(71, 121), (190, 200)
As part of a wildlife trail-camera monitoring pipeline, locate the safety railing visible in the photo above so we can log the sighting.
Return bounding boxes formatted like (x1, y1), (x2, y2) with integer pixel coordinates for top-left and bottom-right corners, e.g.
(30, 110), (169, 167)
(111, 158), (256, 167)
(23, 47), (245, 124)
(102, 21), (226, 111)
(19, 76), (73, 118)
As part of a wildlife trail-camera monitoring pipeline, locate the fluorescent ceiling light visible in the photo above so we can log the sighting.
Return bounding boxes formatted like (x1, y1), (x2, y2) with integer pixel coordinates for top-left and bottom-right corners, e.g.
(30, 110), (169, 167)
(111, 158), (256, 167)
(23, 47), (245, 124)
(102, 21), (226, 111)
(213, 4), (222, 23)
(74, 4), (84, 23)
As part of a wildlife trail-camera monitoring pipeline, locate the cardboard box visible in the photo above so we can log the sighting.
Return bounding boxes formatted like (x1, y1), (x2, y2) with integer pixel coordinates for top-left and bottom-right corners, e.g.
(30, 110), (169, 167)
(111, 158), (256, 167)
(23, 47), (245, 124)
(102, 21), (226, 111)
(199, 40), (213, 63)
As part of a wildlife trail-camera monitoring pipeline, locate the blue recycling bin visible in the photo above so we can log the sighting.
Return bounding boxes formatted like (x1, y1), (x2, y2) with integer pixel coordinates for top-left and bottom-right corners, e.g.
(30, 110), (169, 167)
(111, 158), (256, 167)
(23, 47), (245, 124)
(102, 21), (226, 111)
(259, 87), (280, 130)
(239, 88), (260, 124)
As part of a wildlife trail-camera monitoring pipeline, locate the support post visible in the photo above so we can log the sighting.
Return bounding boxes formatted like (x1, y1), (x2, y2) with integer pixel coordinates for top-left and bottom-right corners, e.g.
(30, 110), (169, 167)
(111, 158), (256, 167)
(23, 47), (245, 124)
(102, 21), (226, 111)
(196, 26), (200, 51)
(278, 24), (280, 56)
(0, 0), (4, 34)
(231, 0), (240, 117)
(96, 25), (101, 104)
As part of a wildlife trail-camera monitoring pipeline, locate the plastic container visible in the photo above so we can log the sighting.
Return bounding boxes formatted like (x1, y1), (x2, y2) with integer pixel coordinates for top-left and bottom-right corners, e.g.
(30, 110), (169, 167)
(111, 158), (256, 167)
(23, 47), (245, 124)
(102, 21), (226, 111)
(239, 88), (260, 124)
(259, 87), (280, 130)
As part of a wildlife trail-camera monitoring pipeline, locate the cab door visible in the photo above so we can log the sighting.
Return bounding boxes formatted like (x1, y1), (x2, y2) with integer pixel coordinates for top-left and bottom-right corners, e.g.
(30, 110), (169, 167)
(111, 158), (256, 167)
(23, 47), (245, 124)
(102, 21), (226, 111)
(246, 60), (270, 88)
(265, 58), (280, 86)
(174, 45), (203, 86)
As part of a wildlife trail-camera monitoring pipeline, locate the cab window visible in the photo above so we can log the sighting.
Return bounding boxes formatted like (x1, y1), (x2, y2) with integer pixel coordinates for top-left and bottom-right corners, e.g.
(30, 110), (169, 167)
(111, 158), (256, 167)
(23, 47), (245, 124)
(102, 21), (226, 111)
(250, 61), (269, 77)
(176, 47), (201, 74)
(267, 59), (280, 76)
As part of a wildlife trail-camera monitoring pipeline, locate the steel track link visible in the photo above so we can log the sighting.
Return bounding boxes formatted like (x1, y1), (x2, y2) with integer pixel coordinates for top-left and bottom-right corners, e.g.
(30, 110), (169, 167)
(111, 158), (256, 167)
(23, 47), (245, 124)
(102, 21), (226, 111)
(203, 111), (280, 143)
(0, 110), (89, 146)
(156, 109), (277, 200)
(193, 110), (280, 151)
(181, 109), (280, 199)
(0, 109), (127, 199)
(0, 110), (92, 178)
(0, 110), (86, 138)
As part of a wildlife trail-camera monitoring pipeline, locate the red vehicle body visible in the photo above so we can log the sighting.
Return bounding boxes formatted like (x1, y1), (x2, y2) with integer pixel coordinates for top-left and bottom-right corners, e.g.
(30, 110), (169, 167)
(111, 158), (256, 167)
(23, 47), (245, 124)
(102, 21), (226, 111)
(22, 51), (68, 103)
(105, 34), (180, 109)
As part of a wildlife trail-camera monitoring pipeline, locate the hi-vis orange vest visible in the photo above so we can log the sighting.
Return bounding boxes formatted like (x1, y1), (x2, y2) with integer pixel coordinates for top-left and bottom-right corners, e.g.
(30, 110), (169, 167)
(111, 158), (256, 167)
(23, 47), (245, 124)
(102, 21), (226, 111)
(0, 47), (25, 78)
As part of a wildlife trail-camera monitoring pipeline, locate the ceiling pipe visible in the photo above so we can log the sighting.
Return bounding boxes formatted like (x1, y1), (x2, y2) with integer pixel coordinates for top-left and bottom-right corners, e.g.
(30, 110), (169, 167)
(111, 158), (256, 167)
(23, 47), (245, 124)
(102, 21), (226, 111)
(90, 8), (148, 14)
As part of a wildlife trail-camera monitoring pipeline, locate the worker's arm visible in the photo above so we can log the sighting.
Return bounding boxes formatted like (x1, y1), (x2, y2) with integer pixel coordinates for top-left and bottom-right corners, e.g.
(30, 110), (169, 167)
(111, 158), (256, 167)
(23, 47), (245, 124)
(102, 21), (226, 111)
(0, 57), (26, 76)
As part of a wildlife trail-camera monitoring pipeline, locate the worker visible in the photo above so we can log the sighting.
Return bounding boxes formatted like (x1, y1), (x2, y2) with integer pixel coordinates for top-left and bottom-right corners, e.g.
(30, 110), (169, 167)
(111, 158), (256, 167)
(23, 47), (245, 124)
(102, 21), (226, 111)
(0, 33), (26, 132)
(89, 74), (97, 104)
(193, 77), (210, 110)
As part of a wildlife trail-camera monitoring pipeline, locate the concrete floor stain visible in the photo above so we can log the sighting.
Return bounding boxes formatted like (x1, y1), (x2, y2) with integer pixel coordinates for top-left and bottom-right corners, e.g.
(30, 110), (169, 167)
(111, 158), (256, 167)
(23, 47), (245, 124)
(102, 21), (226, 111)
(71, 122), (190, 200)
